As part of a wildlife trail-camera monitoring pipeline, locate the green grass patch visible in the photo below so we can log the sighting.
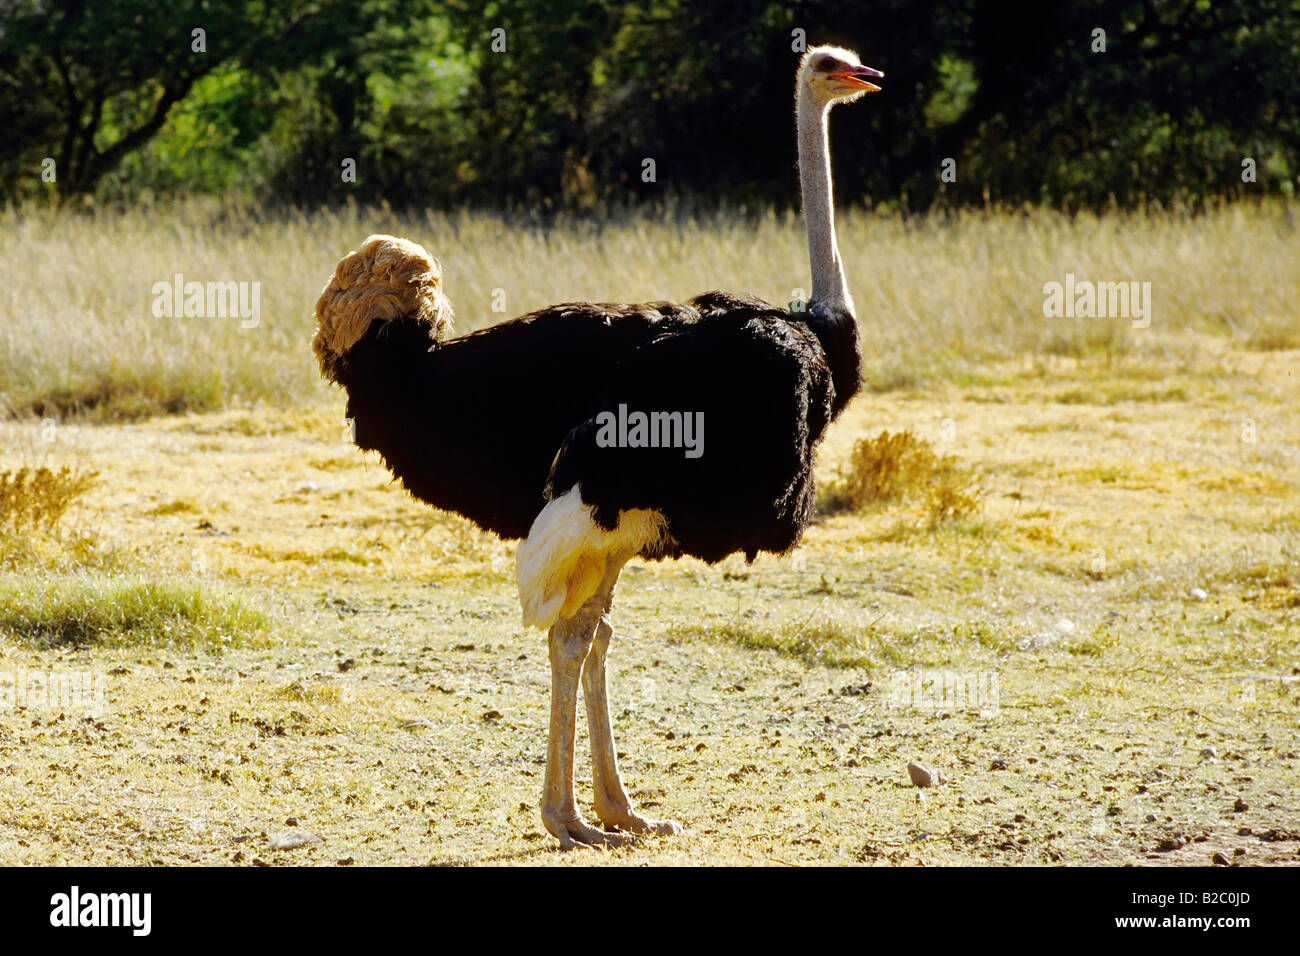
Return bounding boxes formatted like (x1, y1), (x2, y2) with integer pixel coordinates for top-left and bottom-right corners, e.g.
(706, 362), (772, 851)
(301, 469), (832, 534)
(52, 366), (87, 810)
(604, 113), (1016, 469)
(1052, 383), (1191, 406)
(676, 620), (870, 669)
(144, 499), (199, 516)
(675, 611), (1016, 670)
(0, 574), (268, 648)
(673, 615), (915, 671)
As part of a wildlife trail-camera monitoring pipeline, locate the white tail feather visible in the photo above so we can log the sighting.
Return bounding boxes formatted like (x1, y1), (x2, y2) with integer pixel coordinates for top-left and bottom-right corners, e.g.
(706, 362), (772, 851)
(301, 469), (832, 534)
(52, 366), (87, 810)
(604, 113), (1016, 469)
(517, 486), (666, 629)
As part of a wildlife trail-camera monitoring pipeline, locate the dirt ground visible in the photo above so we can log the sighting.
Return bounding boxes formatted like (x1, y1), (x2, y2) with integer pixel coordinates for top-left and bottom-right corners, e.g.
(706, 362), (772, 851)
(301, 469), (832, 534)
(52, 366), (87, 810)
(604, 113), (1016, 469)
(1, 337), (1297, 865)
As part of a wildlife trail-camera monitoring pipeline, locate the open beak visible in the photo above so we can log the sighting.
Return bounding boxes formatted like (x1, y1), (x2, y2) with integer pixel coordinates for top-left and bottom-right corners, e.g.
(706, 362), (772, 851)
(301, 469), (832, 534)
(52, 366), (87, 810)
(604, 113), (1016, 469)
(831, 64), (884, 92)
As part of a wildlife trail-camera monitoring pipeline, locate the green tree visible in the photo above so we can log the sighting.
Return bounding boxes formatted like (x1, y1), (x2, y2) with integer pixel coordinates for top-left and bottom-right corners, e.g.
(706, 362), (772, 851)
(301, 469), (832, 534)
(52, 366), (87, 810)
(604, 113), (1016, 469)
(0, 0), (431, 198)
(3, 0), (1295, 208)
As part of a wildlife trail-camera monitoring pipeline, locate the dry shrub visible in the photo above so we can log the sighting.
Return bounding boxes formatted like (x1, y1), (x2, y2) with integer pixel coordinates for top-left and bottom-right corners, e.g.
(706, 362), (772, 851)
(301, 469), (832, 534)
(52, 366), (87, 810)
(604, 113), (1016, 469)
(820, 430), (980, 527)
(0, 467), (99, 535)
(922, 465), (982, 527)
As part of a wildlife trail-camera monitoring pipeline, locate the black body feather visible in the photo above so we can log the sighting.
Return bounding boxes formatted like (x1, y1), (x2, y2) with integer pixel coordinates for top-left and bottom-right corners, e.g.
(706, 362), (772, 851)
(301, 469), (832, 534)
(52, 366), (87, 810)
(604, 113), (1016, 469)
(333, 292), (861, 563)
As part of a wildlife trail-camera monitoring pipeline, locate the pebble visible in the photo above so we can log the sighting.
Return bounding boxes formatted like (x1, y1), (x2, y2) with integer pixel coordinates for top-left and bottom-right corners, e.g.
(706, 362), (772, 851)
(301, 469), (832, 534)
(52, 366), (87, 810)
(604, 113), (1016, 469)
(1190, 587), (1208, 601)
(1211, 851), (1231, 866)
(268, 831), (323, 850)
(907, 761), (942, 787)
(1233, 798), (1249, 813)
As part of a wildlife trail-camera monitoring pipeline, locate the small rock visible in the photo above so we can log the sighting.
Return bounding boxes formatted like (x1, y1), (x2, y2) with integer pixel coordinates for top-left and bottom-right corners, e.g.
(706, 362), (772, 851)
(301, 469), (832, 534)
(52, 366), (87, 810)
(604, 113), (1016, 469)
(1145, 814), (1157, 823)
(1200, 746), (1218, 759)
(1190, 587), (1208, 601)
(990, 757), (1010, 770)
(268, 831), (323, 850)
(1233, 798), (1249, 813)
(907, 761), (942, 787)
(1211, 851), (1231, 866)
(1055, 618), (1076, 635)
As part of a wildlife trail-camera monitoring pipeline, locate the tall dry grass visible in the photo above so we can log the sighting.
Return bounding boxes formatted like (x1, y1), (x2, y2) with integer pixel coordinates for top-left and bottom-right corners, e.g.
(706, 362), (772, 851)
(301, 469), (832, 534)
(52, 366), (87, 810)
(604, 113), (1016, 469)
(2, 198), (1297, 419)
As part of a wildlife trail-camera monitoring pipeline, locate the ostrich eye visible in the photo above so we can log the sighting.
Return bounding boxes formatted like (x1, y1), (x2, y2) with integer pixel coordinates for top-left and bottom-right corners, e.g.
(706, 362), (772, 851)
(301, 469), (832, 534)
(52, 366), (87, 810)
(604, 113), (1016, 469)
(814, 56), (837, 72)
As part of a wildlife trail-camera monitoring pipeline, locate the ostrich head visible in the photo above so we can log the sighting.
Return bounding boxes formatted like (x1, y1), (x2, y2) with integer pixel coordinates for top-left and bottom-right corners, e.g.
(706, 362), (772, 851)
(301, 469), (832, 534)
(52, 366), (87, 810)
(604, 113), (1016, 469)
(798, 45), (883, 107)
(313, 234), (454, 383)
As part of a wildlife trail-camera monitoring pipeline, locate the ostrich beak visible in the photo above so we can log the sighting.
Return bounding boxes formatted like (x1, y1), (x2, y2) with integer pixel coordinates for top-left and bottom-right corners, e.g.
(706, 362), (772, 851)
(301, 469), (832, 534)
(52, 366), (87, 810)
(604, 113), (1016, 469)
(831, 64), (883, 92)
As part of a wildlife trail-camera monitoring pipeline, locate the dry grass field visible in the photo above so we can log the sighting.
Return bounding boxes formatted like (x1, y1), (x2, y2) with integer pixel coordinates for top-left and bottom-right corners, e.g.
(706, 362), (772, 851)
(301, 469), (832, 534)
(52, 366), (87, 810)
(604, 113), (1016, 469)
(0, 200), (1297, 865)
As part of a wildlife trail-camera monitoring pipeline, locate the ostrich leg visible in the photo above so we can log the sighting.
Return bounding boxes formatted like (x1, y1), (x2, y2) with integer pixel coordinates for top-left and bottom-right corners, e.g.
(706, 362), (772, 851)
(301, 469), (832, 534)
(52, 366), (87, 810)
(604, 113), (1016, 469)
(540, 560), (636, 850)
(582, 568), (682, 838)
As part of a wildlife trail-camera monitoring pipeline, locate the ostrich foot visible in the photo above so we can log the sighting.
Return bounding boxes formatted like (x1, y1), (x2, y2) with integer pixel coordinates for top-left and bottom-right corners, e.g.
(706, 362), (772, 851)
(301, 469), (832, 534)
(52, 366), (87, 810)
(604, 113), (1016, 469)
(598, 816), (681, 837)
(542, 810), (637, 851)
(595, 807), (682, 838)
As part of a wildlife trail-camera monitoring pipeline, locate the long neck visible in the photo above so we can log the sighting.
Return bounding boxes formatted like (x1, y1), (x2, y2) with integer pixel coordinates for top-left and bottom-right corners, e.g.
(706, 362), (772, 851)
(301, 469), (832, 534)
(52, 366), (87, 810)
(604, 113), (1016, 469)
(797, 85), (853, 314)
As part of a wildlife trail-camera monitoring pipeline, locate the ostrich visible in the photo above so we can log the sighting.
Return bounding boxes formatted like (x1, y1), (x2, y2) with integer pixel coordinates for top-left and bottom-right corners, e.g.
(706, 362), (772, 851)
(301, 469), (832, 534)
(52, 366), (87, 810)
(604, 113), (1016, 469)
(312, 46), (882, 849)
